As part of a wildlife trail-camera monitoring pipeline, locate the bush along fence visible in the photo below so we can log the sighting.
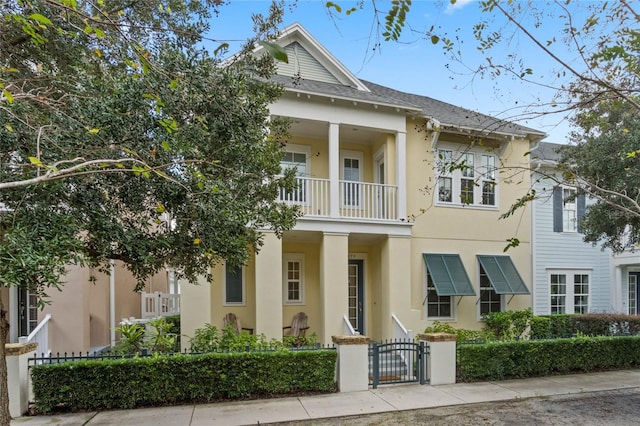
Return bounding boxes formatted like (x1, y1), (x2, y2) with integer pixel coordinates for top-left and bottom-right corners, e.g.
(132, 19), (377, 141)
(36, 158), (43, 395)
(457, 336), (640, 382)
(31, 349), (337, 414)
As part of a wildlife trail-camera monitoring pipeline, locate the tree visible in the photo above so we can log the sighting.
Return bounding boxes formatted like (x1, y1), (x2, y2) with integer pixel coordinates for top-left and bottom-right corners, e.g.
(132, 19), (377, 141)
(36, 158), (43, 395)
(0, 1), (296, 423)
(327, 0), (640, 249)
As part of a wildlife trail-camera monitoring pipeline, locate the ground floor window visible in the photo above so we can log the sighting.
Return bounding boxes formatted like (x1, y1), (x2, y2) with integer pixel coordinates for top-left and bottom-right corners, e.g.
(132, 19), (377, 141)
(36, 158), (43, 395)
(283, 254), (305, 304)
(224, 265), (244, 305)
(549, 270), (590, 314)
(425, 270), (453, 319)
(479, 265), (502, 315)
(629, 274), (638, 315)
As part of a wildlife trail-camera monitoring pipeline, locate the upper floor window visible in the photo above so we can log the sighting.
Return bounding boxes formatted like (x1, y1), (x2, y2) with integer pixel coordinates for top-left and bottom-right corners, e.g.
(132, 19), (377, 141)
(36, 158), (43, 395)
(553, 186), (585, 233)
(224, 265), (245, 306)
(280, 144), (310, 204)
(436, 148), (498, 208)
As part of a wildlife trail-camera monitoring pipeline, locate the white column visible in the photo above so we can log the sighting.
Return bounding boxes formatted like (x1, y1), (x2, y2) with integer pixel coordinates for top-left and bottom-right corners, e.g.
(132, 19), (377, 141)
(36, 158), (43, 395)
(329, 123), (340, 218)
(332, 335), (371, 392)
(179, 274), (211, 351)
(7, 342), (37, 417)
(419, 333), (457, 385)
(320, 232), (348, 344)
(395, 131), (407, 220)
(255, 231), (283, 339)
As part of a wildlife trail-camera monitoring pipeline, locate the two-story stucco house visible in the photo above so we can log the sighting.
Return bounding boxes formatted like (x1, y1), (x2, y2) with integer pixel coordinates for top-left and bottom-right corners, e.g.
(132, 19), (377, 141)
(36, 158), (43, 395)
(180, 23), (546, 345)
(530, 142), (614, 316)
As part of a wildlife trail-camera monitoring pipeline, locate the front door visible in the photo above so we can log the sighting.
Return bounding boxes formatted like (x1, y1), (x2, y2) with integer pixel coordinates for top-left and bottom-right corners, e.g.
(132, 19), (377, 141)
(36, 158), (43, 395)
(348, 259), (364, 334)
(629, 272), (640, 315)
(17, 288), (38, 337)
(375, 155), (385, 218)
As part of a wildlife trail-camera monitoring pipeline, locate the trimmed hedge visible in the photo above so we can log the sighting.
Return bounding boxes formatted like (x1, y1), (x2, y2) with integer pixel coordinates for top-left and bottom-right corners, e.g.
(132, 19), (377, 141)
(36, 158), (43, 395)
(457, 336), (640, 381)
(31, 350), (337, 413)
(530, 314), (640, 339)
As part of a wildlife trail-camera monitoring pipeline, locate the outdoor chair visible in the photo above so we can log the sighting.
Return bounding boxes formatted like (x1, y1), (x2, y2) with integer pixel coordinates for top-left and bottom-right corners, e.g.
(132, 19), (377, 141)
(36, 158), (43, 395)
(283, 311), (309, 338)
(223, 312), (254, 335)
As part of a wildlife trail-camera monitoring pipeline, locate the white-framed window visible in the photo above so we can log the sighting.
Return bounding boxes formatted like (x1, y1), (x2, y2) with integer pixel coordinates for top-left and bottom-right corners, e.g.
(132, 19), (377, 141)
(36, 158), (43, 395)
(224, 264), (245, 306)
(629, 274), (638, 315)
(479, 264), (503, 315)
(435, 147), (498, 208)
(280, 144), (311, 204)
(549, 270), (590, 314)
(563, 188), (578, 232)
(340, 150), (363, 208)
(425, 269), (454, 319)
(283, 254), (305, 304)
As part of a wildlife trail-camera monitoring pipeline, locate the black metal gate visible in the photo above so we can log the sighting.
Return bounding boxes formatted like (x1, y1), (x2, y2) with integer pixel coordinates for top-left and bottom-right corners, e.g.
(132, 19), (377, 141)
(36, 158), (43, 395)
(368, 339), (426, 388)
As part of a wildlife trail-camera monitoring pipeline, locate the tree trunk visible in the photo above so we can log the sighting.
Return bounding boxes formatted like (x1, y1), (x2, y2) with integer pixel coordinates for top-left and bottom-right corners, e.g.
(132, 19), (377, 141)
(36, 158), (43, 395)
(0, 294), (11, 426)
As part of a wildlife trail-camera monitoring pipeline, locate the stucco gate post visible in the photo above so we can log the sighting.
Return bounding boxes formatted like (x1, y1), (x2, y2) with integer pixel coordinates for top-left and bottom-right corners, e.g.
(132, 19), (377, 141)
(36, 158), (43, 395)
(417, 333), (457, 385)
(7, 342), (37, 418)
(332, 335), (371, 392)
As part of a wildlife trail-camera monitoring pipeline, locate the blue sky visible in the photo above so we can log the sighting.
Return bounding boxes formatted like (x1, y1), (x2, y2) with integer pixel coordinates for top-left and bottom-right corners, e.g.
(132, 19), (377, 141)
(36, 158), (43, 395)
(208, 1), (584, 143)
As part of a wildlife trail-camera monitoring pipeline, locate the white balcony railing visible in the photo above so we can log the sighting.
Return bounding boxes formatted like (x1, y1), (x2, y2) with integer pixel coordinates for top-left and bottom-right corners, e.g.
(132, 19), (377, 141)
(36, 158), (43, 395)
(141, 292), (180, 319)
(19, 313), (51, 357)
(279, 177), (398, 221)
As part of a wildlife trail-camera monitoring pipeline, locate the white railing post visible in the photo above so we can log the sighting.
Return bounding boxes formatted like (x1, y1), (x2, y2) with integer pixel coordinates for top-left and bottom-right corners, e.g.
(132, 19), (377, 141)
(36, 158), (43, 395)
(21, 313), (51, 357)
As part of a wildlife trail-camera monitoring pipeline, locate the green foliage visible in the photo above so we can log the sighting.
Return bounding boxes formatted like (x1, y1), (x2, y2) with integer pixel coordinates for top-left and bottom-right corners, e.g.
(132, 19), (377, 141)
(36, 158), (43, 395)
(146, 317), (177, 353)
(189, 324), (281, 352)
(482, 309), (532, 340)
(529, 316), (551, 340)
(423, 321), (492, 343)
(31, 350), (337, 413)
(457, 336), (640, 382)
(114, 323), (146, 354)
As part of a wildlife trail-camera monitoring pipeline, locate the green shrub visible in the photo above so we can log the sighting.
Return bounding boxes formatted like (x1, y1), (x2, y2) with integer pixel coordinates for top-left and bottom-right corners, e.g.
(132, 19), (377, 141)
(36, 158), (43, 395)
(457, 336), (640, 381)
(31, 349), (337, 413)
(530, 316), (551, 339)
(424, 321), (491, 343)
(482, 309), (532, 340)
(189, 324), (282, 352)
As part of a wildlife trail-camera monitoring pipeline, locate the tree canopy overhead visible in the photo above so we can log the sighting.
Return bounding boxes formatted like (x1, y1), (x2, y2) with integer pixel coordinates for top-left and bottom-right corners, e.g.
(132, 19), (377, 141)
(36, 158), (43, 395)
(0, 1), (296, 422)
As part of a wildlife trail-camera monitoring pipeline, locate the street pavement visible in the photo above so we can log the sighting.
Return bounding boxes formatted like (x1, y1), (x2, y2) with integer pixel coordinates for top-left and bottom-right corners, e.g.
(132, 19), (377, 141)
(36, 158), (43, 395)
(11, 369), (640, 425)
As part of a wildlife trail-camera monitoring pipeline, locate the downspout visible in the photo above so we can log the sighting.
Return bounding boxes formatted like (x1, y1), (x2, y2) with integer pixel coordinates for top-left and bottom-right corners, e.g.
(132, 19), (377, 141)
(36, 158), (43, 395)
(109, 259), (116, 347)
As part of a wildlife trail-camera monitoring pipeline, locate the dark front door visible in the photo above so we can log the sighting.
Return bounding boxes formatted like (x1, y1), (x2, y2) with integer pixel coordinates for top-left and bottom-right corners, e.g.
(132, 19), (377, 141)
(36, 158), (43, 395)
(348, 259), (364, 334)
(17, 288), (38, 337)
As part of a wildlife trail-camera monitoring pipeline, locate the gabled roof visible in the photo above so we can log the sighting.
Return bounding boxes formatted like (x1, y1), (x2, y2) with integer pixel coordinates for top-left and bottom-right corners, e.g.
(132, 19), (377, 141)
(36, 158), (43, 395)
(530, 141), (563, 163)
(257, 23), (546, 139)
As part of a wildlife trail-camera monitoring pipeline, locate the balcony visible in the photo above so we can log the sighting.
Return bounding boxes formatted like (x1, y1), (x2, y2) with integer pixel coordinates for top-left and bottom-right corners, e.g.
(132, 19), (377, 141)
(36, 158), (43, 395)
(279, 177), (399, 221)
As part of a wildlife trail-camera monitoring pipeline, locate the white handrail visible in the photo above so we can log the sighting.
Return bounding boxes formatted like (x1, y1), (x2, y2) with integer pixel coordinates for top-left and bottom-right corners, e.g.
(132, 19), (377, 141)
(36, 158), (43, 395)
(392, 313), (413, 340)
(19, 313), (51, 356)
(141, 292), (180, 319)
(343, 314), (358, 335)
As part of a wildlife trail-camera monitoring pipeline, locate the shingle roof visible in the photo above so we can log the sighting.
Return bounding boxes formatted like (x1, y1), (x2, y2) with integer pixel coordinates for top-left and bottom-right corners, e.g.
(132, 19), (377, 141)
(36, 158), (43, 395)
(530, 141), (563, 162)
(272, 75), (544, 137)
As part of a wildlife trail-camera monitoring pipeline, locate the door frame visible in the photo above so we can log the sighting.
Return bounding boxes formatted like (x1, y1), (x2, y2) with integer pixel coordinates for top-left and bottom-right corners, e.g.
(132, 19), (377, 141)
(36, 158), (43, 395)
(348, 253), (367, 334)
(629, 271), (640, 315)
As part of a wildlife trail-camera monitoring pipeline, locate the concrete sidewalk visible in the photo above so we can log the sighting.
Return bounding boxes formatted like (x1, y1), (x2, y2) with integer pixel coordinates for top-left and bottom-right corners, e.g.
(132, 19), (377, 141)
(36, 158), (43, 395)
(11, 369), (640, 425)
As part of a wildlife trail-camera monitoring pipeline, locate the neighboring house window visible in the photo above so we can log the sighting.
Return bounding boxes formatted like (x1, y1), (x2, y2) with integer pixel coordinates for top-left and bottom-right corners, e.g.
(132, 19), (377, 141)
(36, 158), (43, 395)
(425, 269), (453, 319)
(280, 144), (310, 203)
(283, 254), (304, 304)
(479, 264), (502, 315)
(224, 265), (244, 305)
(553, 187), (586, 233)
(629, 274), (637, 315)
(436, 148), (498, 208)
(549, 271), (590, 314)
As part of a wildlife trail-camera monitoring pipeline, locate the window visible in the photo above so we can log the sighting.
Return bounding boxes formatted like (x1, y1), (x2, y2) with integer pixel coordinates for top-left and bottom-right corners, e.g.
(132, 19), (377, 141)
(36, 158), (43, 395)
(548, 270), (590, 314)
(553, 187), (585, 233)
(436, 150), (453, 202)
(425, 269), (453, 319)
(629, 274), (638, 315)
(435, 148), (498, 208)
(341, 152), (363, 208)
(563, 188), (577, 232)
(481, 155), (496, 206)
(224, 265), (244, 305)
(283, 254), (304, 304)
(479, 265), (502, 315)
(280, 145), (310, 203)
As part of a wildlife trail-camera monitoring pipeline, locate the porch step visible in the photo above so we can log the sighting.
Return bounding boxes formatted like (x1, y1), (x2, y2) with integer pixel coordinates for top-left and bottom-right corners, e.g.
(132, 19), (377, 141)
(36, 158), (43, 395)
(369, 350), (409, 378)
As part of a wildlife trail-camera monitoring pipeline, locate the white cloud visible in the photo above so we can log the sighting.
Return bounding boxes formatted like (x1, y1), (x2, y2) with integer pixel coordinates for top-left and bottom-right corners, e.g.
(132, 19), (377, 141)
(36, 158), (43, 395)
(445, 0), (475, 15)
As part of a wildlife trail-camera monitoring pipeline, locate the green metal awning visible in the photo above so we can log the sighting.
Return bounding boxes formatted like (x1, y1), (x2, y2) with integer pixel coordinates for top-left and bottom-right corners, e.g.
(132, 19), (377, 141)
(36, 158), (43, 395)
(422, 254), (476, 296)
(477, 255), (530, 295)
